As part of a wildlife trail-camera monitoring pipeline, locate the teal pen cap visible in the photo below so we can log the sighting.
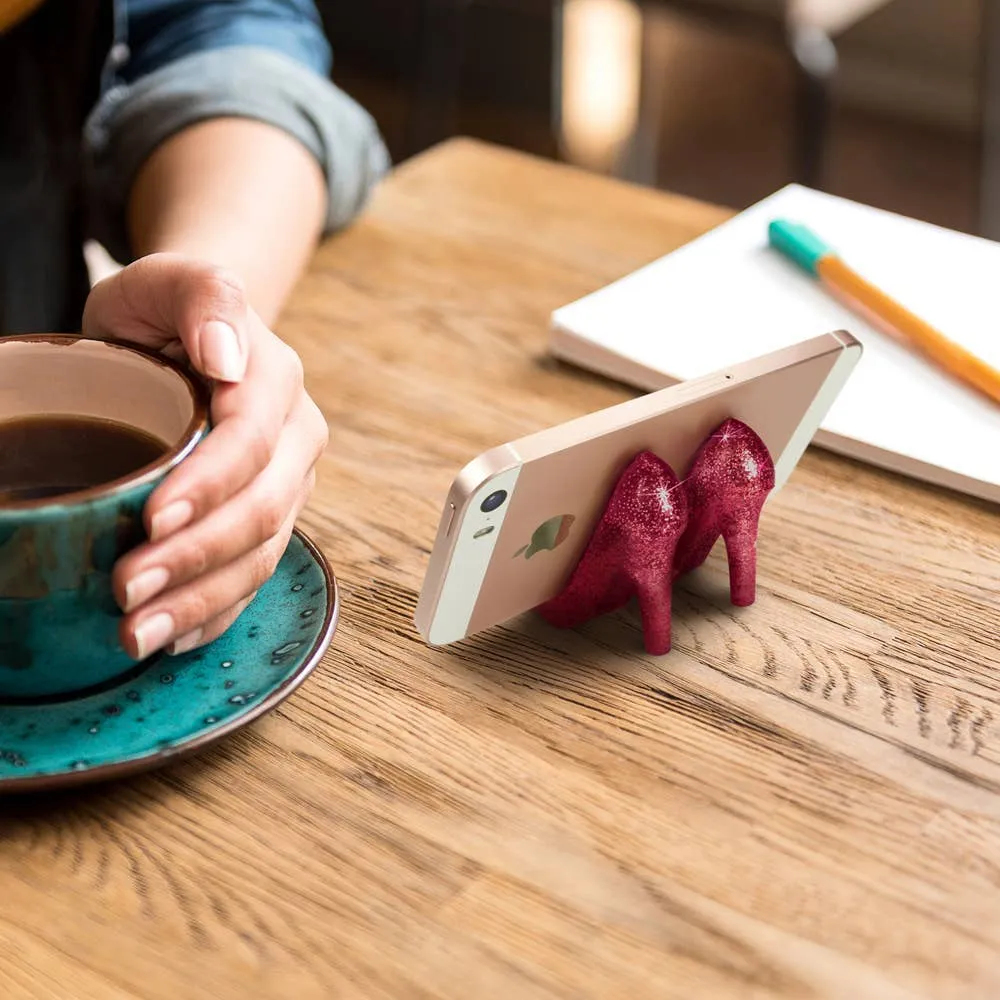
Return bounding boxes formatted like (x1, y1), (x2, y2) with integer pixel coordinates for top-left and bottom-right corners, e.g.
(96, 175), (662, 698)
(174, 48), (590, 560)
(767, 219), (835, 276)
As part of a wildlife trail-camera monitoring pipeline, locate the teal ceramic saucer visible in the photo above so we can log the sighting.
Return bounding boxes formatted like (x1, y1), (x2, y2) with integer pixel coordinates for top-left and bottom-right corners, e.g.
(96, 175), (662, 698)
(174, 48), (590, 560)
(0, 529), (338, 794)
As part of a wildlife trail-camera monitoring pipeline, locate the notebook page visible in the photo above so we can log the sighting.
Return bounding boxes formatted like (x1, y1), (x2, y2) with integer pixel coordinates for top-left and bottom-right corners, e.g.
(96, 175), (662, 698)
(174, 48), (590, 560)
(551, 184), (1000, 491)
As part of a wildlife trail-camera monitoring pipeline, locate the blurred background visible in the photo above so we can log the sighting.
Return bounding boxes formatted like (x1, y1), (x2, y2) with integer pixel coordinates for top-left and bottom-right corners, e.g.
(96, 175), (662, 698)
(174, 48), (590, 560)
(315, 0), (1000, 239)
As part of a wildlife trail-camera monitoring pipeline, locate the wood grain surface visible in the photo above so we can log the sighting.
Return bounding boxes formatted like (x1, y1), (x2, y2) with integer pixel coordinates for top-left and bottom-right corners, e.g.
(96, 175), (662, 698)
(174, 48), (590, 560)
(2, 139), (999, 1000)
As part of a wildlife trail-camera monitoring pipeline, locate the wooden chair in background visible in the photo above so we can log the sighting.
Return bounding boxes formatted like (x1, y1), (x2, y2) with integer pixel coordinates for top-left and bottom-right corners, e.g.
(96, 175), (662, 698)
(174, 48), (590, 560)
(404, 0), (1000, 238)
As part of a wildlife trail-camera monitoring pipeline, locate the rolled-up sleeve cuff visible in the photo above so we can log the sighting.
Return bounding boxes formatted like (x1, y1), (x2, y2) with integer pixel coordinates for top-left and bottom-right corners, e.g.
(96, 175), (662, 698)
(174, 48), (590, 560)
(84, 45), (390, 263)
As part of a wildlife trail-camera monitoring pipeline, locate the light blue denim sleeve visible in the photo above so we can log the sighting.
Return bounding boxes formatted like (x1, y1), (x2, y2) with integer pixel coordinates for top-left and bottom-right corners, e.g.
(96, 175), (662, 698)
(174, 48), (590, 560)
(84, 1), (390, 263)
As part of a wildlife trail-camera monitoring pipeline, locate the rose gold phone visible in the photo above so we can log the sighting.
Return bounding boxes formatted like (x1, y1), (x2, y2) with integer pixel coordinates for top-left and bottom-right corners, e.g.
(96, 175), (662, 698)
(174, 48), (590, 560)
(415, 331), (861, 646)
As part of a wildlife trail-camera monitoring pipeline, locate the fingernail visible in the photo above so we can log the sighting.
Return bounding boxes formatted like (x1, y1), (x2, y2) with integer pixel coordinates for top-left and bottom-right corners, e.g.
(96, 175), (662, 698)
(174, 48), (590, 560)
(169, 628), (204, 656)
(134, 612), (175, 660)
(124, 566), (169, 612)
(201, 320), (246, 382)
(151, 499), (193, 541)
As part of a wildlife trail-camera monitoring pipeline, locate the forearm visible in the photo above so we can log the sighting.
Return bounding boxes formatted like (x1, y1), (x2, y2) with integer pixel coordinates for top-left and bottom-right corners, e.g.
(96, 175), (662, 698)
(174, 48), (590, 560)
(127, 117), (326, 325)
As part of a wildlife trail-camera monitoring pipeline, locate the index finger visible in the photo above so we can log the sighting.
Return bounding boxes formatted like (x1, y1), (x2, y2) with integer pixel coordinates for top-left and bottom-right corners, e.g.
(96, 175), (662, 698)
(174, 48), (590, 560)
(144, 313), (305, 541)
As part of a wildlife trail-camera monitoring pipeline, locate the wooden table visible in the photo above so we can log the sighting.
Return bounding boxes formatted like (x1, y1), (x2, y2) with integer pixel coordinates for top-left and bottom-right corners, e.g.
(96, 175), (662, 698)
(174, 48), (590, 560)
(3, 140), (999, 1000)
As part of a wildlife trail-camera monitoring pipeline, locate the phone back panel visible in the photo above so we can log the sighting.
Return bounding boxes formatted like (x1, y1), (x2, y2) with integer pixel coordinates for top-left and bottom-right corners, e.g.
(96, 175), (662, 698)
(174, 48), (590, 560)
(464, 339), (848, 636)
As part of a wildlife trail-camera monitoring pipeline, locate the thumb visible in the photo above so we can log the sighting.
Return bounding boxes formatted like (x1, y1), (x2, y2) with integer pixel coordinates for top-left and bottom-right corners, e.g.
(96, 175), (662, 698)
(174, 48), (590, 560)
(83, 253), (249, 383)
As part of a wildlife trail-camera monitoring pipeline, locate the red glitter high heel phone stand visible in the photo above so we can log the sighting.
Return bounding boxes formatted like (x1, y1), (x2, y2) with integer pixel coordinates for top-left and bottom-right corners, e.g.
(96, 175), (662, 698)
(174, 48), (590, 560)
(536, 418), (775, 655)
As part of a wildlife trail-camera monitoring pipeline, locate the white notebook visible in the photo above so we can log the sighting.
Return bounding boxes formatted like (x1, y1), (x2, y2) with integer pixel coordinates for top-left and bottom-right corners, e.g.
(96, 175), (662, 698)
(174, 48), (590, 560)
(550, 184), (1000, 504)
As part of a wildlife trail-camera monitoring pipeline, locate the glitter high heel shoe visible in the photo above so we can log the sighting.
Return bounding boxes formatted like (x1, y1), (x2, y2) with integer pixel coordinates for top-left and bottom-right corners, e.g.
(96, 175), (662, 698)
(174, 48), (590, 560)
(537, 451), (689, 654)
(672, 418), (775, 606)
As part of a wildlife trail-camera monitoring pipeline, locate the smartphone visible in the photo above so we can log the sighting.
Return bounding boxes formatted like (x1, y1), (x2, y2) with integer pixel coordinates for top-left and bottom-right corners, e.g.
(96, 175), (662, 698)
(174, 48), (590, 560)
(415, 331), (861, 646)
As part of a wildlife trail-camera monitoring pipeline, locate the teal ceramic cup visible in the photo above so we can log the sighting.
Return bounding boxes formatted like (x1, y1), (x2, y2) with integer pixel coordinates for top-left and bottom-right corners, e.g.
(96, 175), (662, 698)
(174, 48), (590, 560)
(0, 336), (210, 699)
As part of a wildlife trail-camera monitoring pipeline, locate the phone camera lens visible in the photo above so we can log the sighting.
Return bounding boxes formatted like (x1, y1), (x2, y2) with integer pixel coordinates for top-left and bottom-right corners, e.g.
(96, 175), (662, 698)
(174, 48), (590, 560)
(480, 490), (508, 513)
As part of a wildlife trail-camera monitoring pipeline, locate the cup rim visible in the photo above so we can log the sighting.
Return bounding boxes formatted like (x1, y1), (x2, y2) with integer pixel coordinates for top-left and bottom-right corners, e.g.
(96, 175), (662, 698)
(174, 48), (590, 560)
(0, 334), (211, 513)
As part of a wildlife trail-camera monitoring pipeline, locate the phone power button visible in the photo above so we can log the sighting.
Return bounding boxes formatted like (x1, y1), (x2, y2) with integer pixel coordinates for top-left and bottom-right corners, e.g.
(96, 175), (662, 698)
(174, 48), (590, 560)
(444, 503), (457, 537)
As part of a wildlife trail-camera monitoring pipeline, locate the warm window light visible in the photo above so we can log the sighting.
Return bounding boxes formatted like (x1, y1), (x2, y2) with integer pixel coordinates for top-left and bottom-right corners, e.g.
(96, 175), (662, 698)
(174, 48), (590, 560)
(789, 0), (890, 37)
(559, 0), (642, 173)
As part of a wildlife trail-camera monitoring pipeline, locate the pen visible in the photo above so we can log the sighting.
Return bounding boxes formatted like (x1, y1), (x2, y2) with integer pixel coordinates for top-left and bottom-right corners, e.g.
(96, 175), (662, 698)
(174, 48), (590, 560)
(768, 218), (1000, 406)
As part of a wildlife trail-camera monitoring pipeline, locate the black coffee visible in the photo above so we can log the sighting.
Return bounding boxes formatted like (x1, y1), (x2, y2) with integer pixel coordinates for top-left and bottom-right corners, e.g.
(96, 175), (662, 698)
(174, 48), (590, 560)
(0, 416), (169, 503)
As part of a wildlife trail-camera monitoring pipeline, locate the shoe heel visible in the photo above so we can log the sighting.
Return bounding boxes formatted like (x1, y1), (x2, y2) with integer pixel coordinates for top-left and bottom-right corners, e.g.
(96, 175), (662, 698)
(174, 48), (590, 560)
(720, 505), (765, 607)
(634, 566), (675, 655)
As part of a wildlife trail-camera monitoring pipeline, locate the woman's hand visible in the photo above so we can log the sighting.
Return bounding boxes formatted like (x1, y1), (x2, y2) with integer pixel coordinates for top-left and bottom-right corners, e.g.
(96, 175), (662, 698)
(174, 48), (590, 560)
(83, 253), (329, 658)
